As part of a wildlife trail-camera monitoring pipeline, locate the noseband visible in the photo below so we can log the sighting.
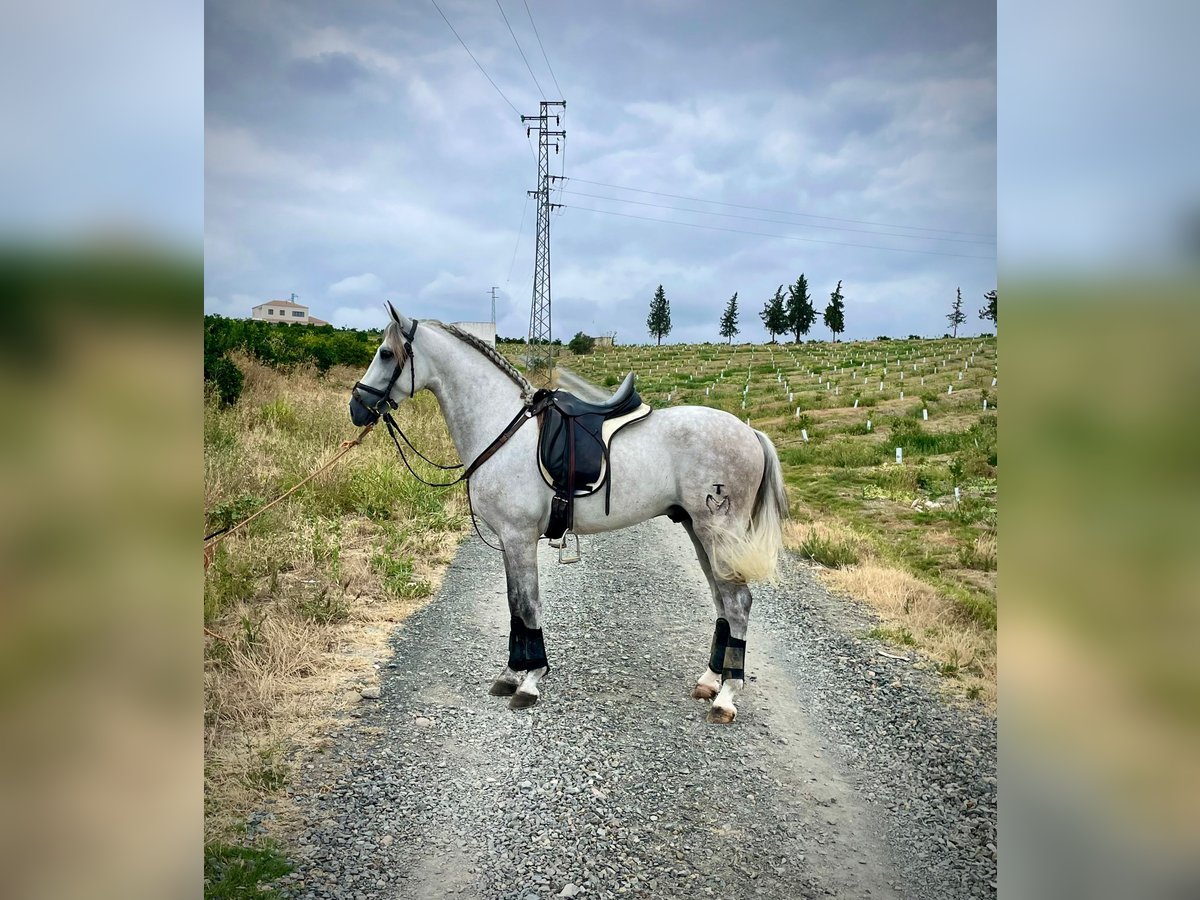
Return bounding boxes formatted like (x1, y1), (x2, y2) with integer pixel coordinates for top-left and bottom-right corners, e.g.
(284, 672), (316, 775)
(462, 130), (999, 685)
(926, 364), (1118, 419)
(352, 317), (419, 417)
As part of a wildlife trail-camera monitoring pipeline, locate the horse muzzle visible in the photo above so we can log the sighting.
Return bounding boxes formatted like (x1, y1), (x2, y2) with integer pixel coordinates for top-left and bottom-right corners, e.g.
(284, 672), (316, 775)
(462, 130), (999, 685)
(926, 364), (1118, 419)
(349, 392), (380, 427)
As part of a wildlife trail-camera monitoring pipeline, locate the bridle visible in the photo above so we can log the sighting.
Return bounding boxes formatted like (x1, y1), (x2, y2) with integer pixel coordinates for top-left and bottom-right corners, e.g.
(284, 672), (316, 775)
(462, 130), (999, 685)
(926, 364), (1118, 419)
(350, 320), (552, 547)
(352, 316), (419, 419)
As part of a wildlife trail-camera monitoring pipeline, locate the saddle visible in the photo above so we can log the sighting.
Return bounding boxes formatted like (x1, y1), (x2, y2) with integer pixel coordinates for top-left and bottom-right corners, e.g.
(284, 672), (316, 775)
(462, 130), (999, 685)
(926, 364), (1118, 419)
(532, 372), (652, 541)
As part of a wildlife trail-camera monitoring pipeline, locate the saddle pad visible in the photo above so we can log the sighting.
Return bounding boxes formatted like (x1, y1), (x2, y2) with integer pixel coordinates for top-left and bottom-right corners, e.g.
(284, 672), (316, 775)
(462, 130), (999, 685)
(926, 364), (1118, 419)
(537, 402), (652, 496)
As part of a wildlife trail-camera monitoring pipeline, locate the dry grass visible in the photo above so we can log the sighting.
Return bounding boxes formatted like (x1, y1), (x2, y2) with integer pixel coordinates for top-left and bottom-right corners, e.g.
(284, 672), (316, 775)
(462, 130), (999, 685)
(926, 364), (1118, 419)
(822, 560), (996, 707)
(204, 355), (468, 841)
(784, 517), (995, 707)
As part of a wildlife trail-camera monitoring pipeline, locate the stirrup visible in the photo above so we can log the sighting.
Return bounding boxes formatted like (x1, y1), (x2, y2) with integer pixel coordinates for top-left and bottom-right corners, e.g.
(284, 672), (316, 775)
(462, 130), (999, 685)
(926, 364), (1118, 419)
(557, 532), (581, 564)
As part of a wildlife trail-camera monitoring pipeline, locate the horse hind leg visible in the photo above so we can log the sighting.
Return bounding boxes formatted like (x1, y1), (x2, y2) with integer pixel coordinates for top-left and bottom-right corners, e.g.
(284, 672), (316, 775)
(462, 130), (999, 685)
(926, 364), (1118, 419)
(681, 518), (728, 703)
(708, 578), (752, 724)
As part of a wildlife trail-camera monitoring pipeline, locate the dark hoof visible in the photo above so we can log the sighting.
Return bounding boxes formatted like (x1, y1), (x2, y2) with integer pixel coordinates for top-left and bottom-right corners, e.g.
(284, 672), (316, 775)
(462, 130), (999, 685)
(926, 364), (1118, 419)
(707, 705), (736, 724)
(509, 690), (539, 709)
(691, 683), (718, 700)
(489, 680), (518, 697)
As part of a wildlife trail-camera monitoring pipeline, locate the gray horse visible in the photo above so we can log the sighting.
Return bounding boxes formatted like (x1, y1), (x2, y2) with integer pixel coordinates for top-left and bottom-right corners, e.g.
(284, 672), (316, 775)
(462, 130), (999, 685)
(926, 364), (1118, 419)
(349, 305), (788, 723)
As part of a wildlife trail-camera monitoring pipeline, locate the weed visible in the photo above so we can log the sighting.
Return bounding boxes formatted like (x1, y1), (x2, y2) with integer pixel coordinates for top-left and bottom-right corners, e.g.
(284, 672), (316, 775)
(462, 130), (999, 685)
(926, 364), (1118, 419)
(310, 518), (342, 577)
(204, 401), (240, 452)
(295, 585), (350, 624)
(866, 625), (917, 647)
(958, 533), (997, 571)
(260, 396), (299, 430)
(938, 648), (963, 678)
(204, 840), (292, 899)
(873, 464), (919, 498)
(207, 494), (267, 535)
(797, 531), (861, 568)
(780, 440), (886, 468)
(205, 547), (258, 623)
(370, 551), (431, 600)
(243, 743), (290, 793)
(239, 614), (264, 649)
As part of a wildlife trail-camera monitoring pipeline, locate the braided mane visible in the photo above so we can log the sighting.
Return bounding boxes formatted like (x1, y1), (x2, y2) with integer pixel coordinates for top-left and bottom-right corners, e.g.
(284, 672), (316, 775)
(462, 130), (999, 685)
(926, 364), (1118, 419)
(385, 319), (533, 399)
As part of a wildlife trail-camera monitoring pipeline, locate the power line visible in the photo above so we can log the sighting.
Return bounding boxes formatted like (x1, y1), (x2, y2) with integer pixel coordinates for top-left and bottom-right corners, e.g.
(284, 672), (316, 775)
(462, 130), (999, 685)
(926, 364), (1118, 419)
(558, 188), (993, 246)
(522, 0), (563, 99)
(506, 195), (530, 283)
(430, 0), (520, 116)
(562, 176), (995, 239)
(564, 205), (996, 260)
(494, 0), (544, 97)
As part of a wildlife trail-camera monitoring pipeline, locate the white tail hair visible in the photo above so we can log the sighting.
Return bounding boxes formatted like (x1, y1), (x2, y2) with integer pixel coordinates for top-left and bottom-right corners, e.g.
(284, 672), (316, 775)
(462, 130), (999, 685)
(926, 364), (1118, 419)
(710, 430), (789, 583)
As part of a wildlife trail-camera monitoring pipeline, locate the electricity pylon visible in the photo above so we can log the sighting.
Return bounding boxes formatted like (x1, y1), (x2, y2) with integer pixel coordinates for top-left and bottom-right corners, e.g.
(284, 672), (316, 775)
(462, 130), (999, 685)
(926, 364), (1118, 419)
(521, 100), (565, 381)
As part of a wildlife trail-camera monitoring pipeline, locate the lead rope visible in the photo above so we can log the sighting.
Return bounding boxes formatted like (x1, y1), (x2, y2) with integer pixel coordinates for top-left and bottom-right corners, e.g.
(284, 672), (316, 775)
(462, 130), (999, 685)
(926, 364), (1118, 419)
(203, 423), (375, 567)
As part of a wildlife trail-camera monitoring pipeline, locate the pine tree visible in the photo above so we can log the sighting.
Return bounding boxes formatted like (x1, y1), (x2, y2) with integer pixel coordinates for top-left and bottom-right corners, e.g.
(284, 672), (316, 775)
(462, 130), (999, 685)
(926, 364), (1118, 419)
(948, 287), (967, 338)
(979, 289), (997, 326)
(646, 284), (672, 346)
(823, 279), (845, 342)
(786, 274), (815, 343)
(760, 285), (788, 343)
(719, 292), (740, 344)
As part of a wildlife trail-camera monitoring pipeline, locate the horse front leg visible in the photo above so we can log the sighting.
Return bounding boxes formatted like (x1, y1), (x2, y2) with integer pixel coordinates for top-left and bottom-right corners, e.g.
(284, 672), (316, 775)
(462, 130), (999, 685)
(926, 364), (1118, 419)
(489, 538), (549, 709)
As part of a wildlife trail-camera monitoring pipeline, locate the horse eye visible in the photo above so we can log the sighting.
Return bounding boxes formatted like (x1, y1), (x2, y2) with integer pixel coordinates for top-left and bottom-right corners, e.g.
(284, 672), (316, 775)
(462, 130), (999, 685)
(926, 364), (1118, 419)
(379, 347), (394, 360)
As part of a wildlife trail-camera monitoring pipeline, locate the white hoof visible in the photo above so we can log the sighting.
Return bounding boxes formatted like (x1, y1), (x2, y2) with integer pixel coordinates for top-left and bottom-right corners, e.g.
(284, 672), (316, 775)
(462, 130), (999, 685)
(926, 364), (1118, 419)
(692, 668), (721, 700)
(709, 677), (743, 724)
(508, 666), (547, 710)
(708, 704), (737, 724)
(489, 667), (521, 696)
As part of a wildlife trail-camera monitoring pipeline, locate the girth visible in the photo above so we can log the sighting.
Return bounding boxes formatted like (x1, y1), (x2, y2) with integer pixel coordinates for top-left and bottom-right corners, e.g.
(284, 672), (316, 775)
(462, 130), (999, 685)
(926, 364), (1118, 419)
(533, 373), (652, 540)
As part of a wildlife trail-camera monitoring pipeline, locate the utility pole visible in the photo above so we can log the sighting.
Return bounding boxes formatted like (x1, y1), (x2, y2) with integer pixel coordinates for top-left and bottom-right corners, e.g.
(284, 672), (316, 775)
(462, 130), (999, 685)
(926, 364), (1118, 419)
(521, 100), (565, 381)
(489, 286), (498, 326)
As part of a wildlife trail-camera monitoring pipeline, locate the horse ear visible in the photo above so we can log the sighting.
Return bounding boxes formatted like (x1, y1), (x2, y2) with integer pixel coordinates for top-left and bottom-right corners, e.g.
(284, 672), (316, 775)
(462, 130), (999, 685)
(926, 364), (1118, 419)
(384, 301), (412, 333)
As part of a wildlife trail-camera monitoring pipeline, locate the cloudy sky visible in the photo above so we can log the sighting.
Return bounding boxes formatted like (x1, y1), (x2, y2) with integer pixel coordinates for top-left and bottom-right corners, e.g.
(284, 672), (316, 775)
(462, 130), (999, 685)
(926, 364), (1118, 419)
(204, 0), (995, 343)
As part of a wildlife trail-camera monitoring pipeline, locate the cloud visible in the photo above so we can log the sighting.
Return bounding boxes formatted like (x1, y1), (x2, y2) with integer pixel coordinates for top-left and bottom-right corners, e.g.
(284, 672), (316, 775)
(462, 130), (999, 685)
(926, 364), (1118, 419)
(329, 272), (384, 295)
(204, 2), (995, 343)
(286, 51), (372, 93)
(331, 304), (387, 330)
(417, 271), (472, 300)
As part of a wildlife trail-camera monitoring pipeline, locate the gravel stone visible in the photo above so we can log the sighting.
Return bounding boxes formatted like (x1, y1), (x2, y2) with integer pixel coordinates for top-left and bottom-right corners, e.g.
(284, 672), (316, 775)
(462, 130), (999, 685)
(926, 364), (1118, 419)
(277, 520), (996, 899)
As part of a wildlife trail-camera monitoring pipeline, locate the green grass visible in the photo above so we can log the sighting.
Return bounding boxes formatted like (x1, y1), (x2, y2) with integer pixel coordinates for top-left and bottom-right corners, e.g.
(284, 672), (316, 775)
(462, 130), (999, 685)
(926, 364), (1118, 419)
(866, 625), (917, 647)
(779, 440), (889, 468)
(204, 840), (292, 899)
(796, 531), (861, 568)
(205, 545), (259, 623)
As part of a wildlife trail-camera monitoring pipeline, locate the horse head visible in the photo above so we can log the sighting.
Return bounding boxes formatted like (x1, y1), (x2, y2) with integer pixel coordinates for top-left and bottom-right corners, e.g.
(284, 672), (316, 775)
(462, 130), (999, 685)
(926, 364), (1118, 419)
(349, 302), (418, 426)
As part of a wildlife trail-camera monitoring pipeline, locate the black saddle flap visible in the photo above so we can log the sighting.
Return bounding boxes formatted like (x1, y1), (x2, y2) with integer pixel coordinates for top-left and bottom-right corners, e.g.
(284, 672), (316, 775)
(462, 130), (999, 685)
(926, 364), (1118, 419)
(536, 374), (646, 496)
(539, 408), (606, 493)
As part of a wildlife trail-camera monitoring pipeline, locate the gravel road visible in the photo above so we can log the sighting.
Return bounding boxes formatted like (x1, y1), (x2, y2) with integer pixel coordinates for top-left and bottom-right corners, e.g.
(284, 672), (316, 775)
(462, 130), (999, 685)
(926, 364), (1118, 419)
(272, 518), (997, 900)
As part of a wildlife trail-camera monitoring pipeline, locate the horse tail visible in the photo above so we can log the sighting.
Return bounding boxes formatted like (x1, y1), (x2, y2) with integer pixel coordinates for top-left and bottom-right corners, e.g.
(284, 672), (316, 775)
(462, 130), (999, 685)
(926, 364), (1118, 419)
(711, 429), (790, 584)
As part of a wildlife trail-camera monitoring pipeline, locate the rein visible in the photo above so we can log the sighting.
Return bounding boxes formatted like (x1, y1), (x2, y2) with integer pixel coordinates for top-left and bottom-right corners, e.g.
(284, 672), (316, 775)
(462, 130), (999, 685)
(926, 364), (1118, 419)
(354, 318), (550, 551)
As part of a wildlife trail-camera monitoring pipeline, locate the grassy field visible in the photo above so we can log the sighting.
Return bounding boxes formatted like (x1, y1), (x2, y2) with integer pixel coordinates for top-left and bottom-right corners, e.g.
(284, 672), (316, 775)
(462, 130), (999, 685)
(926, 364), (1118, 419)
(203, 354), (468, 886)
(550, 335), (998, 704)
(203, 333), (996, 890)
